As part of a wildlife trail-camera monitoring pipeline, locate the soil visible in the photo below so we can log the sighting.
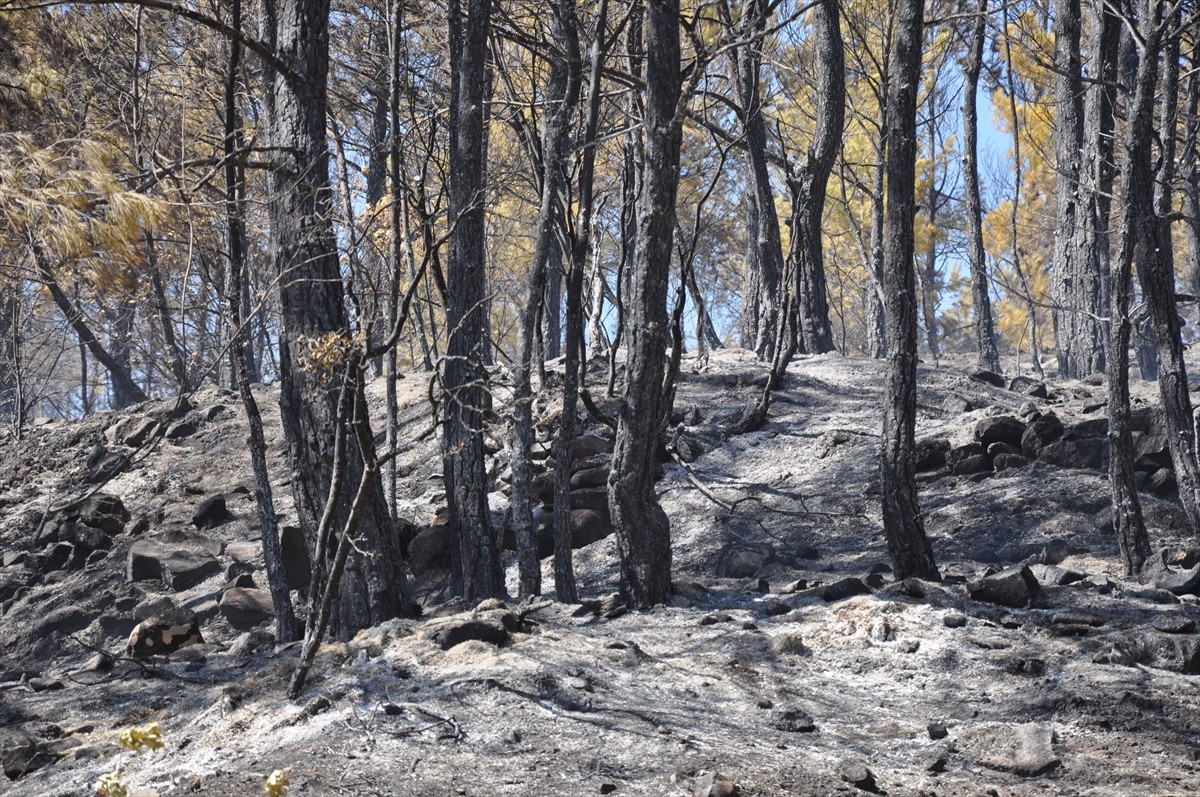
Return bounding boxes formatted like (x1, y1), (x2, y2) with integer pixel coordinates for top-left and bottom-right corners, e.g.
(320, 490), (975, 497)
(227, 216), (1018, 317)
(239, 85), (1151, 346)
(2, 350), (1199, 797)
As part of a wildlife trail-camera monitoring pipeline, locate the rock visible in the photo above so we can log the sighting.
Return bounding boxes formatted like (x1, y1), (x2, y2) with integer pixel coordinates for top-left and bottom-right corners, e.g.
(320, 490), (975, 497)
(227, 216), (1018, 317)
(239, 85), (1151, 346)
(219, 587), (274, 627)
(1143, 549), (1200, 595)
(992, 453), (1031, 471)
(107, 417), (159, 447)
(1009, 376), (1048, 398)
(567, 509), (615, 550)
(1051, 611), (1105, 627)
(985, 442), (1021, 458)
(980, 723), (1060, 777)
(1153, 615), (1197, 634)
(126, 608), (203, 658)
(946, 443), (991, 475)
(1072, 417), (1109, 438)
(942, 395), (972, 414)
(969, 369), (1006, 388)
(795, 577), (870, 602)
(75, 493), (129, 535)
(715, 543), (774, 578)
(0, 728), (55, 780)
(1134, 430), (1172, 472)
(164, 420), (197, 440)
(55, 522), (110, 558)
(692, 772), (738, 797)
(927, 721), (949, 740)
(770, 707), (815, 733)
(1116, 632), (1200, 673)
(224, 541), (259, 562)
(976, 416), (1026, 449)
(943, 612), (967, 628)
(127, 540), (221, 590)
(280, 525), (311, 590)
(40, 542), (75, 571)
(914, 437), (951, 471)
(571, 433), (614, 459)
(837, 760), (879, 793)
(967, 565), (1040, 608)
(408, 525), (452, 573)
(1150, 468), (1178, 496)
(191, 495), (232, 529)
(568, 487), (610, 512)
(1021, 412), (1065, 457)
(1039, 437), (1108, 470)
(431, 618), (510, 650)
(570, 465), (609, 490)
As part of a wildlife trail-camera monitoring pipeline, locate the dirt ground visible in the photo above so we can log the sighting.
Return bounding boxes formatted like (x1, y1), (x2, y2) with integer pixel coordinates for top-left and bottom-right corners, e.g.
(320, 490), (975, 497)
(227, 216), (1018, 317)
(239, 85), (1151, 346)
(2, 349), (1200, 796)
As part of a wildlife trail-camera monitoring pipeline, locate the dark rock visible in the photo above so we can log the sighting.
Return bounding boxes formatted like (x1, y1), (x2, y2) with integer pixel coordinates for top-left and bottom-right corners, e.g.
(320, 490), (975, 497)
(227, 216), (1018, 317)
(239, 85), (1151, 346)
(967, 565), (1040, 608)
(1134, 430), (1172, 472)
(1150, 468), (1178, 496)
(943, 612), (967, 629)
(569, 487), (610, 512)
(770, 707), (816, 732)
(692, 772), (738, 797)
(165, 420), (198, 440)
(1113, 632), (1200, 674)
(55, 522), (110, 557)
(1021, 412), (1065, 457)
(1143, 549), (1200, 595)
(970, 369), (1007, 388)
(571, 434), (614, 459)
(127, 540), (221, 590)
(1039, 437), (1108, 470)
(430, 617), (511, 650)
(914, 437), (951, 471)
(986, 442), (1022, 458)
(570, 465), (609, 490)
(837, 760), (878, 793)
(86, 451), (129, 483)
(34, 605), (90, 638)
(1051, 611), (1106, 627)
(42, 542), (76, 571)
(408, 525), (452, 573)
(1153, 616), (1197, 634)
(1072, 417), (1109, 438)
(927, 722), (949, 740)
(975, 415), (1026, 448)
(715, 543), (774, 578)
(280, 525), (311, 590)
(567, 509), (614, 550)
(942, 395), (972, 414)
(947, 443), (991, 475)
(191, 495), (232, 529)
(1009, 376), (1048, 398)
(0, 728), (55, 780)
(126, 608), (203, 659)
(219, 587), (274, 627)
(993, 453), (1031, 471)
(796, 577), (871, 602)
(76, 493), (129, 535)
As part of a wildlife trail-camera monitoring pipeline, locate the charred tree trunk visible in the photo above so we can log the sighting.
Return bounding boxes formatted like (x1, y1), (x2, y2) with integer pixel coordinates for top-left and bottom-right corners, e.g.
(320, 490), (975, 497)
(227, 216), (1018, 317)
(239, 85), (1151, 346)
(512, 0), (581, 598)
(1, 286), (18, 425)
(261, 0), (416, 633)
(961, 0), (1001, 373)
(608, 0), (681, 608)
(444, 0), (503, 600)
(734, 0), (786, 359)
(788, 0), (842, 355)
(879, 0), (939, 581)
(1183, 39), (1200, 296)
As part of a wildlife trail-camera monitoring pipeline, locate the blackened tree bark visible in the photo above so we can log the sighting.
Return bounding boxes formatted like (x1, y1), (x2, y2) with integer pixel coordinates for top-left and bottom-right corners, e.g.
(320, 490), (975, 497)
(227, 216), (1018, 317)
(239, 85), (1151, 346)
(444, 0), (503, 600)
(608, 0), (681, 608)
(879, 0), (938, 581)
(1183, 39), (1199, 296)
(261, 0), (416, 634)
(961, 0), (1001, 373)
(512, 0), (581, 598)
(1125, 0), (1200, 537)
(787, 0), (842, 355)
(0, 286), (17, 425)
(226, 0), (296, 642)
(1051, 0), (1104, 378)
(733, 0), (786, 358)
(553, 0), (608, 603)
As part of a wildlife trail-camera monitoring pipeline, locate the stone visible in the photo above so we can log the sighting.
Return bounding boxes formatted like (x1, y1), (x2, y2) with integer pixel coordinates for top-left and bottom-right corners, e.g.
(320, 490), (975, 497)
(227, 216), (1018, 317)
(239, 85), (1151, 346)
(224, 541), (259, 563)
(42, 542), (75, 571)
(980, 723), (1060, 777)
(56, 522), (110, 557)
(1021, 412), (1065, 457)
(429, 617), (511, 651)
(1153, 615), (1197, 634)
(571, 433), (614, 459)
(219, 587), (274, 627)
(76, 493), (129, 535)
(715, 543), (773, 578)
(191, 495), (232, 529)
(969, 369), (1006, 388)
(946, 443), (990, 475)
(570, 465), (609, 490)
(1051, 611), (1105, 627)
(692, 772), (738, 797)
(975, 416), (1026, 448)
(126, 608), (203, 658)
(770, 707), (815, 733)
(837, 760), (878, 793)
(967, 565), (1040, 608)
(107, 417), (159, 447)
(568, 487), (609, 512)
(914, 437), (951, 471)
(1009, 376), (1048, 398)
(0, 728), (55, 780)
(1150, 468), (1178, 496)
(1039, 437), (1108, 470)
(164, 420), (197, 440)
(992, 453), (1031, 471)
(943, 612), (967, 628)
(927, 721), (949, 740)
(795, 577), (870, 602)
(127, 540), (221, 591)
(942, 395), (972, 414)
(408, 525), (452, 573)
(1143, 549), (1200, 595)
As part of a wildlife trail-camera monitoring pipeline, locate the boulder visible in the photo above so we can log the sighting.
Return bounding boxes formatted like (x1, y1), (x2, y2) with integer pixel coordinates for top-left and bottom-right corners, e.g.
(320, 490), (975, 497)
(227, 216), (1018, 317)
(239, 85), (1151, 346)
(56, 522), (110, 558)
(569, 465), (609, 490)
(191, 495), (232, 529)
(946, 443), (990, 475)
(568, 487), (610, 512)
(0, 728), (55, 781)
(914, 437), (951, 472)
(992, 453), (1031, 471)
(219, 587), (274, 627)
(1009, 376), (1048, 399)
(770, 707), (816, 733)
(126, 608), (203, 658)
(127, 540), (221, 591)
(969, 369), (1006, 388)
(968, 565), (1040, 608)
(1142, 549), (1200, 595)
(1134, 430), (1172, 472)
(76, 493), (129, 535)
(715, 543), (774, 578)
(571, 433), (613, 459)
(1150, 468), (1177, 496)
(980, 723), (1060, 777)
(408, 525), (453, 573)
(1038, 437), (1107, 470)
(975, 415), (1026, 448)
(1021, 412), (1064, 457)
